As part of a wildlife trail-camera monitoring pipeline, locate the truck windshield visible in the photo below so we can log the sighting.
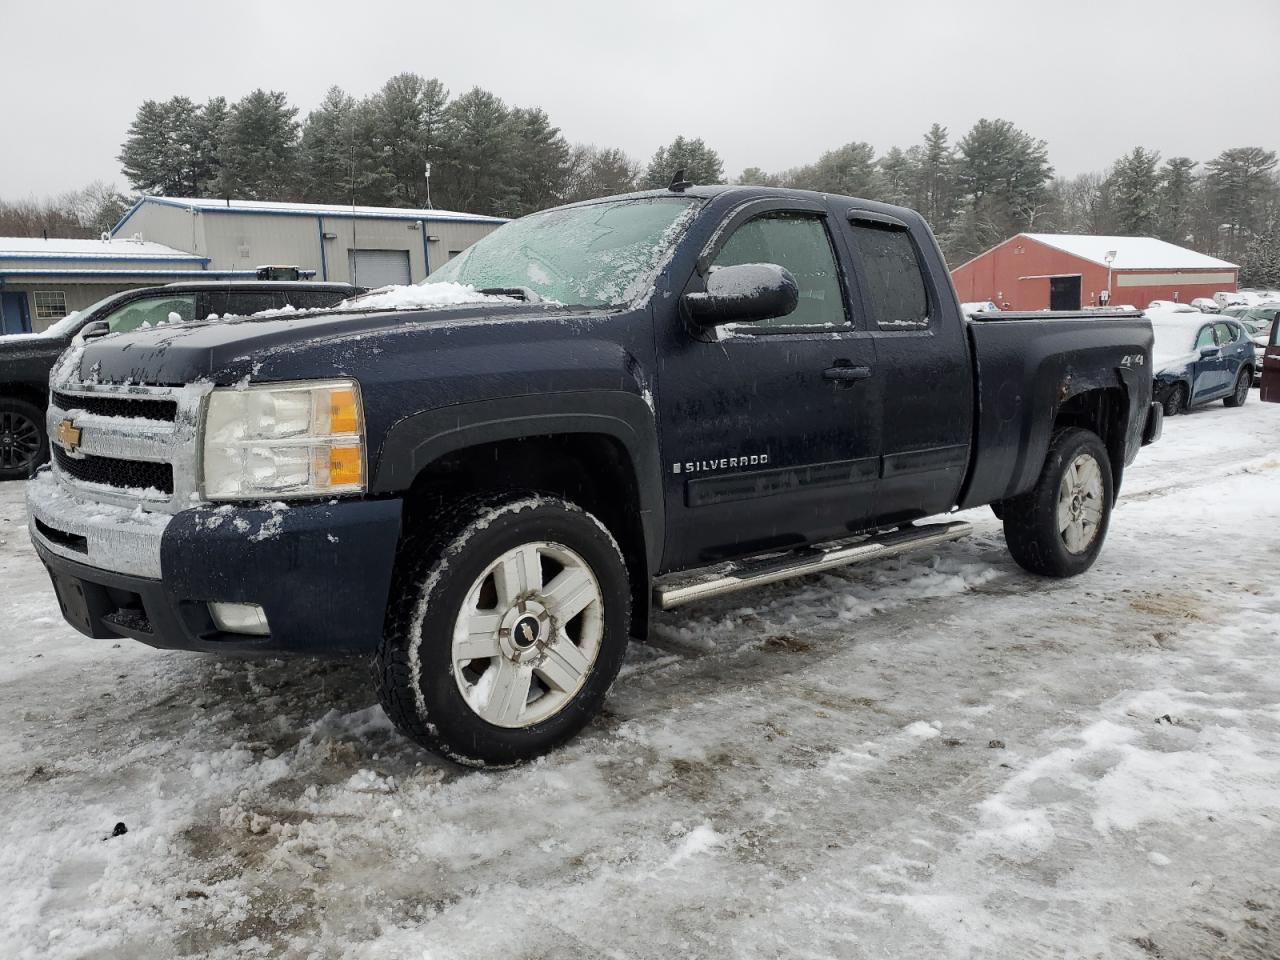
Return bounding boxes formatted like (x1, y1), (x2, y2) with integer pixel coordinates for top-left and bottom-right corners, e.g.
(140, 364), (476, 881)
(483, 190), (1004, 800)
(422, 197), (700, 308)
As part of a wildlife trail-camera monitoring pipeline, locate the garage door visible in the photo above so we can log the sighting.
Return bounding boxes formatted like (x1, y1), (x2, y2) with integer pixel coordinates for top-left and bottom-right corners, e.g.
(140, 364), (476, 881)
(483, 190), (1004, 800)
(348, 249), (411, 289)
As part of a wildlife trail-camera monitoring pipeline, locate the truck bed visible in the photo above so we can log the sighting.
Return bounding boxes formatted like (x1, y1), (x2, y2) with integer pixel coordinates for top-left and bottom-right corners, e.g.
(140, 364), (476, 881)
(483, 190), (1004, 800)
(958, 311), (1155, 510)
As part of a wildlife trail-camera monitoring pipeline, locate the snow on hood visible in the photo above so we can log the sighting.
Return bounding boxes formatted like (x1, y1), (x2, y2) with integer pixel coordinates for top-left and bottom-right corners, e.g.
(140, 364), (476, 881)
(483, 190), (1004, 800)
(337, 281), (510, 312)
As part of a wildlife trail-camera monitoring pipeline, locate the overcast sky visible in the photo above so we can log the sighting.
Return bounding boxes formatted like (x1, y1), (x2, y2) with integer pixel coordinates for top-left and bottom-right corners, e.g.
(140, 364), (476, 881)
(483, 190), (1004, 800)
(2, 0), (1277, 199)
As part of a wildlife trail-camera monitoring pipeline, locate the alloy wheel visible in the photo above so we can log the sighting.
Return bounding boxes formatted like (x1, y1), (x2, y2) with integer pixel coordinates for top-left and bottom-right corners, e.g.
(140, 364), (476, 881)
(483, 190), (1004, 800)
(0, 411), (41, 472)
(451, 540), (604, 728)
(1057, 453), (1105, 554)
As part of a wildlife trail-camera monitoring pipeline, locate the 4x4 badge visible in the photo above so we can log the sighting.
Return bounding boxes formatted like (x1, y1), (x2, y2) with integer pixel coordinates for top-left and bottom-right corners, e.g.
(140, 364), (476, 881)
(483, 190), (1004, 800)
(56, 419), (82, 454)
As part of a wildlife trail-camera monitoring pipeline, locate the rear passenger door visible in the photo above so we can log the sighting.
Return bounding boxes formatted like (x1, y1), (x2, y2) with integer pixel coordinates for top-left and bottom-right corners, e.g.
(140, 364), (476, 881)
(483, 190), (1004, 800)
(1190, 323), (1223, 399)
(838, 211), (973, 524)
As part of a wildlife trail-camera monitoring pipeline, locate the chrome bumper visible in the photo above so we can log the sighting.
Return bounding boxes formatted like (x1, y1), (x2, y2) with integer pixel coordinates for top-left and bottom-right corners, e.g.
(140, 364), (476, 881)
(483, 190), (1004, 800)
(26, 469), (170, 579)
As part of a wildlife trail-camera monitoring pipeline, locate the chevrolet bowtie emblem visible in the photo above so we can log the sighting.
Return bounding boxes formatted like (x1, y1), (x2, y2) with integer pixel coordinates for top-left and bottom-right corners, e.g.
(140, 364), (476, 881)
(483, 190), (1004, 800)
(56, 419), (82, 454)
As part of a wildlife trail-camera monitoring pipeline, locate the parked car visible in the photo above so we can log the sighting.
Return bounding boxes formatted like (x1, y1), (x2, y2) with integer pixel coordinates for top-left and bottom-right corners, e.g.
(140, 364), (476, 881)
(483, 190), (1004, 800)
(1190, 297), (1220, 314)
(960, 300), (1000, 316)
(1262, 313), (1280, 403)
(0, 281), (360, 479)
(1150, 311), (1256, 414)
(1235, 309), (1276, 383)
(1147, 300), (1198, 313)
(25, 185), (1160, 765)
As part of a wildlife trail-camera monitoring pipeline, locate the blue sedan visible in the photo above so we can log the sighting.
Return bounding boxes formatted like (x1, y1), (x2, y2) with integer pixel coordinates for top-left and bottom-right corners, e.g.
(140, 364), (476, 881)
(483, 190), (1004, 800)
(1150, 313), (1257, 415)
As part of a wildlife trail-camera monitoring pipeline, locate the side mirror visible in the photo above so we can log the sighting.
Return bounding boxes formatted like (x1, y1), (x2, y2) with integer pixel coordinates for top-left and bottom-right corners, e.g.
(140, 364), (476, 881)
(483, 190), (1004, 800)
(1199, 345), (1220, 359)
(683, 263), (799, 327)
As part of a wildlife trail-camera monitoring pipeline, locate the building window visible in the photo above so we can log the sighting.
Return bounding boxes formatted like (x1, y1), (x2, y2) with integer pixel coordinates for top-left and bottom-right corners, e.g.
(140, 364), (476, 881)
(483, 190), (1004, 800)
(33, 290), (68, 320)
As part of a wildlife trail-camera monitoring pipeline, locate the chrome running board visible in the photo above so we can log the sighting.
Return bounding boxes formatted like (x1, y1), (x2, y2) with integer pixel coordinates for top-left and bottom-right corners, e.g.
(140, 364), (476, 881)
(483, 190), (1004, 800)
(653, 521), (972, 610)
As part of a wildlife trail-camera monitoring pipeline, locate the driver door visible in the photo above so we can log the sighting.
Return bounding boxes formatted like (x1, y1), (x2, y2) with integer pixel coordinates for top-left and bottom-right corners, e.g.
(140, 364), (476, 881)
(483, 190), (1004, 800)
(655, 198), (881, 568)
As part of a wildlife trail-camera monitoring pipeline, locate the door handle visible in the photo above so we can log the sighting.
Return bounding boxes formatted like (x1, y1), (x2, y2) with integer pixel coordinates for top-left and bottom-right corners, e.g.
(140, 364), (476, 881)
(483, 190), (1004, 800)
(823, 363), (872, 383)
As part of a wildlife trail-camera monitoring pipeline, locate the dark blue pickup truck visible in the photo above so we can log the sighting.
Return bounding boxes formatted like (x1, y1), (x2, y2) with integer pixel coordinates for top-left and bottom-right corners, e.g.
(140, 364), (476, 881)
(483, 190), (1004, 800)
(27, 185), (1162, 765)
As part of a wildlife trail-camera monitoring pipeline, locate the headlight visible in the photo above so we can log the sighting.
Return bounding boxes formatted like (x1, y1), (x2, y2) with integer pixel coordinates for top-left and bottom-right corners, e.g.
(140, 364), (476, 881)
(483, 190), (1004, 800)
(201, 379), (366, 500)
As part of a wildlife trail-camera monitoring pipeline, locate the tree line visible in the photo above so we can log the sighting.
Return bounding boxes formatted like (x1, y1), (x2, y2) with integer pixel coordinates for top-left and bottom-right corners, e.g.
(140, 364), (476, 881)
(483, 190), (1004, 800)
(6, 74), (1279, 286)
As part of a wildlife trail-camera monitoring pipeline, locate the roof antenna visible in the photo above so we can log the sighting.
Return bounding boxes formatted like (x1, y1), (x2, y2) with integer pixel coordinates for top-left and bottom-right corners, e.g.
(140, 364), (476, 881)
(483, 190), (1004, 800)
(668, 168), (692, 192)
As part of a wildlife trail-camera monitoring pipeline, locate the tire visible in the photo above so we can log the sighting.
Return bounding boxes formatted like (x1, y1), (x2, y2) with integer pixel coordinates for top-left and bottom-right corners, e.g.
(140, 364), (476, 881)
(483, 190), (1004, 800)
(1161, 383), (1186, 417)
(1224, 368), (1250, 407)
(1002, 427), (1114, 578)
(0, 398), (48, 480)
(374, 492), (632, 767)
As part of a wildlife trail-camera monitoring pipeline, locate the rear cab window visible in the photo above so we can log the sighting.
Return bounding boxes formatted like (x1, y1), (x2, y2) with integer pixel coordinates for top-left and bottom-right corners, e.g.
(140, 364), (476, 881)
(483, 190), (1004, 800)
(845, 218), (930, 331)
(104, 295), (197, 334)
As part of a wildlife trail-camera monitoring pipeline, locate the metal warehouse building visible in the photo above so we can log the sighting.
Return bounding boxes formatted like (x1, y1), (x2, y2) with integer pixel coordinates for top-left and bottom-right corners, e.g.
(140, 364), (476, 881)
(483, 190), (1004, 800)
(0, 197), (505, 333)
(111, 197), (506, 290)
(951, 233), (1238, 311)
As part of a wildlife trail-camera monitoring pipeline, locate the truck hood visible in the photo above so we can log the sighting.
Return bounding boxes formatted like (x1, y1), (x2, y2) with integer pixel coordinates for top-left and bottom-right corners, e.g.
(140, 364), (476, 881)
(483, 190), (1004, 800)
(67, 303), (597, 386)
(0, 332), (69, 364)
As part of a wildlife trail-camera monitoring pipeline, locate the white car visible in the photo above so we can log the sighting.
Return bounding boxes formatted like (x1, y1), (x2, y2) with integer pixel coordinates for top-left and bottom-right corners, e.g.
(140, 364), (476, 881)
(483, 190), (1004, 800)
(1190, 297), (1220, 313)
(960, 301), (1000, 316)
(1147, 300), (1198, 313)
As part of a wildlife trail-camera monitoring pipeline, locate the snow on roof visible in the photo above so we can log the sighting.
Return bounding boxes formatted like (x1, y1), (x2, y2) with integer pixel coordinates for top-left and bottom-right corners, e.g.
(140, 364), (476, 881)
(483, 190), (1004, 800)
(134, 196), (508, 224)
(1022, 234), (1237, 271)
(0, 236), (203, 261)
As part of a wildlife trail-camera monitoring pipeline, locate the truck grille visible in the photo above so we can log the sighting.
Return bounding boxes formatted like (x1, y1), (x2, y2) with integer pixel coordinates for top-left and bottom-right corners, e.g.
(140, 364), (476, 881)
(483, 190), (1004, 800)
(51, 390), (178, 422)
(48, 381), (210, 512)
(53, 448), (175, 495)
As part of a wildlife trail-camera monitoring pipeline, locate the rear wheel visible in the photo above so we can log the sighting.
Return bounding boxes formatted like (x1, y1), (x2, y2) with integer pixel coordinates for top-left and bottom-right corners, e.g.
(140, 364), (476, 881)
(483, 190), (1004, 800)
(1002, 427), (1113, 578)
(1224, 368), (1250, 407)
(374, 493), (632, 767)
(1161, 383), (1186, 417)
(0, 398), (47, 480)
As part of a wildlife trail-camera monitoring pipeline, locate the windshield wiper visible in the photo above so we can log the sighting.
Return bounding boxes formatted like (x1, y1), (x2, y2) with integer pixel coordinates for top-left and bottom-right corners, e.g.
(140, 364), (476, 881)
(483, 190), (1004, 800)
(477, 286), (543, 304)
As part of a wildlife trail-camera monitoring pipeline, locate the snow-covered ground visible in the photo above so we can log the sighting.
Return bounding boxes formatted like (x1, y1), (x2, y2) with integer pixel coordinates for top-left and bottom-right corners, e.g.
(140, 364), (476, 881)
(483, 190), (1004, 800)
(2, 399), (1278, 960)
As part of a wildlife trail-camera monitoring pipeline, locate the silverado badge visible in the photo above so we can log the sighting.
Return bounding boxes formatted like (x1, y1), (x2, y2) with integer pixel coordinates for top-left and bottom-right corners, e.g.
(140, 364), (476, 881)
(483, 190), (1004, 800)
(56, 419), (82, 454)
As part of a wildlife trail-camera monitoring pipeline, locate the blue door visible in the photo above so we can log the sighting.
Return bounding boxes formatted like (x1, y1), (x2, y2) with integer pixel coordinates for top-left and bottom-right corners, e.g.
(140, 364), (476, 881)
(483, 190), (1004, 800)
(0, 292), (31, 334)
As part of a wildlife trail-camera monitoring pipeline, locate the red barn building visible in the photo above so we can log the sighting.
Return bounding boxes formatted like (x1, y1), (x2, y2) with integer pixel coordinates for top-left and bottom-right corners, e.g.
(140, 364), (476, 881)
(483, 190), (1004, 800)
(951, 233), (1237, 311)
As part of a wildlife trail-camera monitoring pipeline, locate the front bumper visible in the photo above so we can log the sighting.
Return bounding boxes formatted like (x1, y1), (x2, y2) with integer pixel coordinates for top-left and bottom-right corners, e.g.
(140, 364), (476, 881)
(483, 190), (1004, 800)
(28, 471), (403, 655)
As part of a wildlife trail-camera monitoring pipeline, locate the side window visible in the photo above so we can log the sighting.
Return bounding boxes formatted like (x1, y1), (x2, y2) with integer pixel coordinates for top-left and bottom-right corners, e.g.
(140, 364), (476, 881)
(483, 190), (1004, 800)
(1194, 326), (1216, 350)
(224, 292), (286, 316)
(103, 295), (197, 334)
(285, 290), (352, 310)
(710, 213), (847, 330)
(847, 221), (930, 330)
(1214, 322), (1238, 345)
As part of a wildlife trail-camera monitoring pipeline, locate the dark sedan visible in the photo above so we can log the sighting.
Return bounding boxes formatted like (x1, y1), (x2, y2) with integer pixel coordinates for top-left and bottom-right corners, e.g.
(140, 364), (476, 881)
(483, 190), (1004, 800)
(0, 281), (360, 479)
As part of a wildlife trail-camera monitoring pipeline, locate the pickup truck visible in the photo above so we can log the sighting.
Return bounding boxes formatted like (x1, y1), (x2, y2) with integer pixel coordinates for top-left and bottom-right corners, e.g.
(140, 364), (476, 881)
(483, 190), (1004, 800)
(0, 280), (359, 479)
(26, 186), (1162, 766)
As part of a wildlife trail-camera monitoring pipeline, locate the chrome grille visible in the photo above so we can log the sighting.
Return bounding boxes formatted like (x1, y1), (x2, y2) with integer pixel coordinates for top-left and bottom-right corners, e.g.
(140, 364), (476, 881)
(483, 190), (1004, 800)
(47, 381), (211, 513)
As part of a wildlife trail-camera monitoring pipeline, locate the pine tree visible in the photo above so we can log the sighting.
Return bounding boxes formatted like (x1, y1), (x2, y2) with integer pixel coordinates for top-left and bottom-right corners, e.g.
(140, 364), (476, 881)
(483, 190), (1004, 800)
(214, 90), (300, 200)
(508, 107), (571, 215)
(915, 123), (957, 234)
(955, 119), (1053, 235)
(369, 73), (449, 207)
(436, 87), (516, 216)
(1239, 229), (1280, 287)
(118, 99), (189, 196)
(1157, 156), (1198, 243)
(1111, 146), (1162, 235)
(735, 166), (780, 187)
(877, 146), (918, 207)
(1205, 147), (1279, 256)
(640, 136), (724, 188)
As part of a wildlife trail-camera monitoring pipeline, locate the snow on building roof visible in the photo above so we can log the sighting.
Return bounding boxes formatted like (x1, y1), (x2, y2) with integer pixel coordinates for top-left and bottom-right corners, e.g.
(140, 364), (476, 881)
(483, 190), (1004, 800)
(0, 236), (205, 261)
(124, 196), (508, 225)
(1022, 234), (1237, 271)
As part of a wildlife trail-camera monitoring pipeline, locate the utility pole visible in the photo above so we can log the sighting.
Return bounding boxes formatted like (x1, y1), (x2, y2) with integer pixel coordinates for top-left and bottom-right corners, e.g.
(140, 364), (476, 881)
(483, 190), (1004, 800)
(424, 162), (433, 210)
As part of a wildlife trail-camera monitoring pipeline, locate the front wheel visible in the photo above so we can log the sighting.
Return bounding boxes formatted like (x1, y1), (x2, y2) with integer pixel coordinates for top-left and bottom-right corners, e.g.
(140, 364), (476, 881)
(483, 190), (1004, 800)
(1224, 368), (1250, 407)
(1161, 383), (1186, 417)
(0, 398), (48, 480)
(1002, 427), (1114, 578)
(374, 493), (632, 767)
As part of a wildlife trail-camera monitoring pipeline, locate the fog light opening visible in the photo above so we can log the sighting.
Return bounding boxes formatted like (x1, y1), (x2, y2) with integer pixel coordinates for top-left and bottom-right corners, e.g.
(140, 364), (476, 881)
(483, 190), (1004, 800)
(209, 602), (271, 636)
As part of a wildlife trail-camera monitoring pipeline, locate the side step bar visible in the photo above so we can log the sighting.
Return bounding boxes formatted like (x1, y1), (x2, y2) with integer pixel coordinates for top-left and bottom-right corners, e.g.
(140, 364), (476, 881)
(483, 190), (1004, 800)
(653, 520), (972, 610)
